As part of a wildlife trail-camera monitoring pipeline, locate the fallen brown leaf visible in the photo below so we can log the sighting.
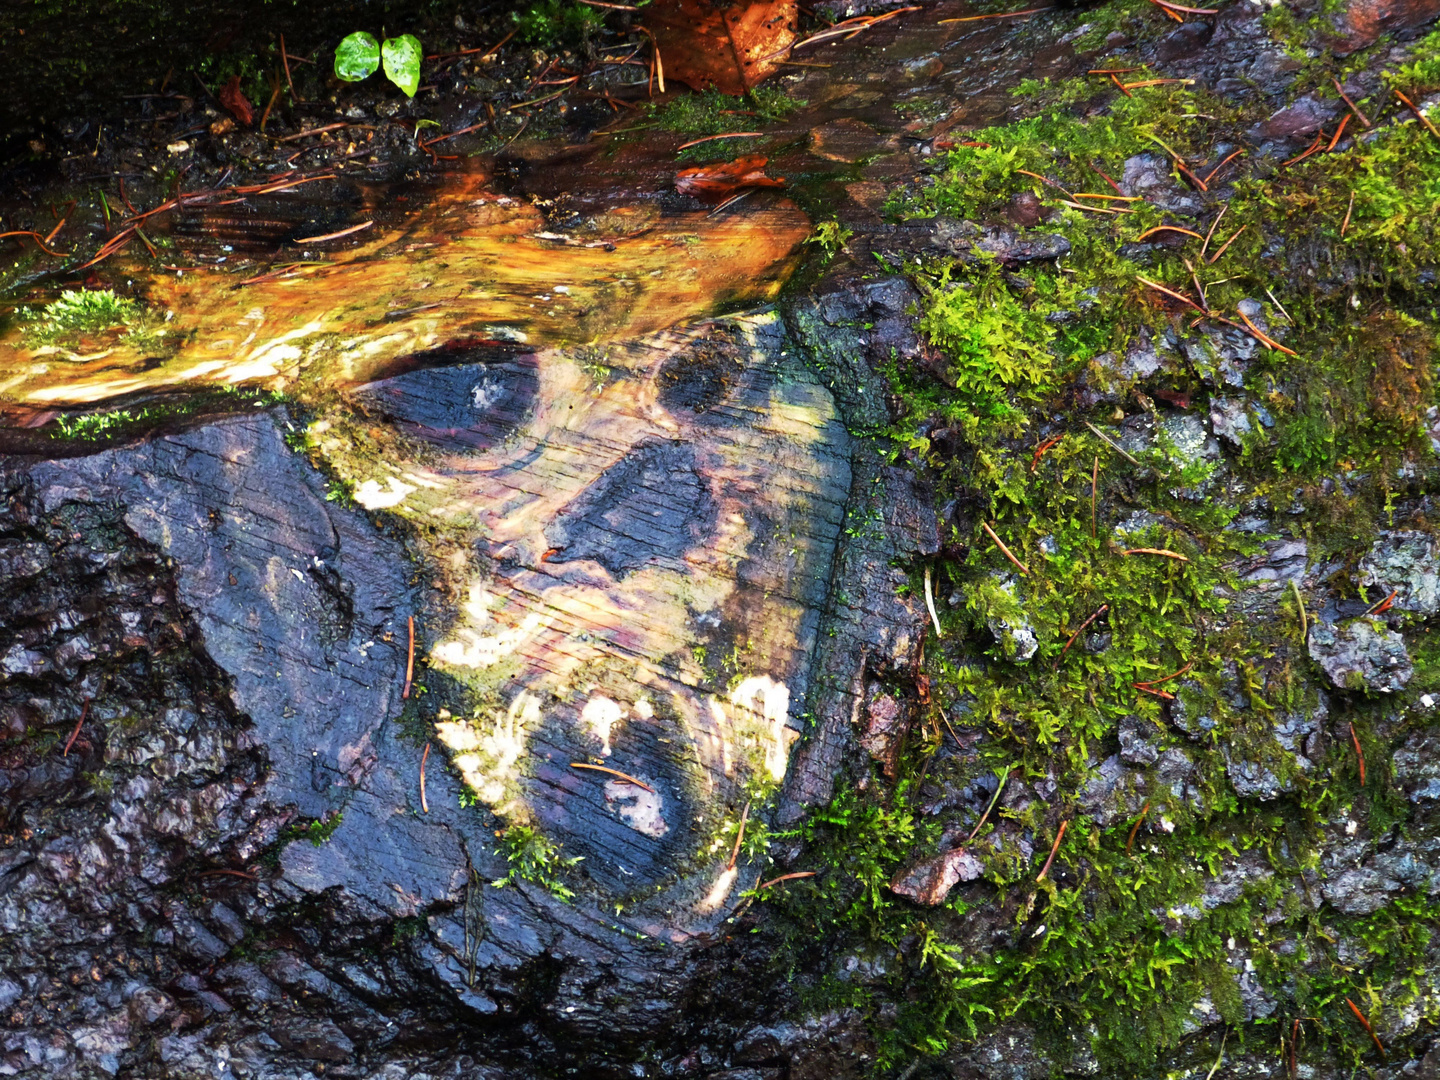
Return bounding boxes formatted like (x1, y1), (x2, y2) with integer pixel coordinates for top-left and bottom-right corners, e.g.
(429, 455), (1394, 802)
(219, 76), (255, 127)
(675, 155), (784, 200)
(647, 0), (797, 95)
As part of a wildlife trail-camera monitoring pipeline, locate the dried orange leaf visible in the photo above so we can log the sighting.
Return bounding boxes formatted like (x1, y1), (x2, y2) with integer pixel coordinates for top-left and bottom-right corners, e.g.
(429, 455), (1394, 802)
(219, 76), (255, 127)
(675, 155), (785, 200)
(647, 0), (798, 95)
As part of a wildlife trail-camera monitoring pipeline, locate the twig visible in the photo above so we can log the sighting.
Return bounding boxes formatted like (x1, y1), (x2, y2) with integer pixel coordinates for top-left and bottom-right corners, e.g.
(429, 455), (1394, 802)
(1290, 1019), (1301, 1078)
(1364, 588), (1398, 616)
(1091, 455), (1099, 538)
(1136, 225), (1203, 242)
(924, 565), (943, 639)
(1031, 434), (1063, 470)
(1184, 257), (1208, 312)
(1122, 78), (1194, 90)
(1057, 603), (1108, 666)
(785, 5), (919, 53)
(1057, 199), (1128, 214)
(579, 0), (639, 7)
(1205, 1029), (1228, 1080)
(508, 79), (580, 110)
(1090, 161), (1124, 194)
(403, 615), (415, 699)
(1071, 193), (1140, 201)
(633, 26), (664, 94)
(1126, 802), (1151, 853)
(482, 29), (518, 59)
(1349, 723), (1366, 787)
(677, 132), (762, 150)
(259, 77), (281, 134)
(570, 762), (654, 792)
(1202, 148), (1245, 185)
(1325, 113), (1351, 151)
(1135, 660), (1194, 688)
(294, 221), (374, 245)
(420, 742), (430, 813)
(1036, 820), (1068, 881)
(727, 801), (750, 870)
(1333, 78), (1371, 128)
(709, 189), (756, 216)
(1206, 224), (1246, 264)
(1265, 287), (1295, 325)
(1341, 191), (1356, 237)
(280, 34), (299, 103)
(1088, 66), (1144, 74)
(73, 224), (135, 269)
(939, 5), (1051, 21)
(1084, 421), (1142, 467)
(1122, 547), (1189, 561)
(1135, 684), (1176, 700)
(277, 122), (351, 141)
(1111, 74), (1133, 97)
(759, 871), (817, 889)
(967, 767), (1011, 841)
(198, 868), (258, 880)
(1290, 578), (1308, 641)
(1173, 159), (1209, 192)
(939, 710), (966, 752)
(1146, 0), (1186, 21)
(1201, 205), (1226, 257)
(63, 699), (91, 757)
(0, 229), (69, 257)
(1345, 997), (1385, 1058)
(1236, 308), (1299, 356)
(981, 521), (1030, 575)
(1282, 134), (1325, 168)
(1150, 0), (1219, 12)
(1394, 89), (1440, 140)
(1136, 274), (1207, 314)
(421, 121), (488, 147)
(1016, 168), (1074, 198)
(236, 262), (325, 286)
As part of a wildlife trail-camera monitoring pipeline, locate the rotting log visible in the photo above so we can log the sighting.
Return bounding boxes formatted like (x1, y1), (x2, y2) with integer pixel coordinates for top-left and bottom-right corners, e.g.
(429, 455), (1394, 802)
(0, 150), (934, 1077)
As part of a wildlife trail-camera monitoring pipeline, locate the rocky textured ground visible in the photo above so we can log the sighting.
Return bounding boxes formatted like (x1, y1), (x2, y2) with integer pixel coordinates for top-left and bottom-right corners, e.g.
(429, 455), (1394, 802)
(4, 0), (1440, 1075)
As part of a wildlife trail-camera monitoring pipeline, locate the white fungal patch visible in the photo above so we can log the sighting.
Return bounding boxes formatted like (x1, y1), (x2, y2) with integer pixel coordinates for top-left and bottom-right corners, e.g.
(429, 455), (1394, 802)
(436, 691), (539, 813)
(728, 675), (798, 782)
(432, 584), (546, 668)
(579, 694), (624, 756)
(697, 866), (738, 914)
(471, 376), (504, 410)
(354, 476), (416, 510)
(603, 779), (667, 838)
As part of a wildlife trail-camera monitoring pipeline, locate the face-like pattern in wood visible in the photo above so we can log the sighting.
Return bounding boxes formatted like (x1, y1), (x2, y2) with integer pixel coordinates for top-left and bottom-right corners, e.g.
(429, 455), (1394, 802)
(0, 168), (845, 926)
(350, 315), (852, 918)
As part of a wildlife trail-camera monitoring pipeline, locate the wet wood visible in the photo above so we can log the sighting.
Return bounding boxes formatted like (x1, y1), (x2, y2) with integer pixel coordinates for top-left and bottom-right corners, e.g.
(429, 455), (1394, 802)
(0, 166), (808, 416)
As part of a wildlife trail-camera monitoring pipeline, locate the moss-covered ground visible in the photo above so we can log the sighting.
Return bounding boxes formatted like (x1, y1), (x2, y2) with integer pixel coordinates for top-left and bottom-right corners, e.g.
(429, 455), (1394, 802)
(756, 25), (1440, 1077)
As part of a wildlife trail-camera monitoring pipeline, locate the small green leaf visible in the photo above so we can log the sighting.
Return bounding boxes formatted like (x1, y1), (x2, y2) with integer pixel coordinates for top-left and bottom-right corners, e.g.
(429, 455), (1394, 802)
(382, 34), (423, 98)
(334, 32), (380, 82)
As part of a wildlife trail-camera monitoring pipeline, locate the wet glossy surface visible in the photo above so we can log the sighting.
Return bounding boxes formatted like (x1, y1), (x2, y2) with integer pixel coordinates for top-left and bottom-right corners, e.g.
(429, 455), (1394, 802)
(0, 168), (809, 419)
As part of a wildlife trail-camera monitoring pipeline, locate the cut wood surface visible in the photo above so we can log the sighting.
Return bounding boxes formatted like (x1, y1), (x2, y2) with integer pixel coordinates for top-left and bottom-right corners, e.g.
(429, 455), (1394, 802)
(344, 312), (853, 905)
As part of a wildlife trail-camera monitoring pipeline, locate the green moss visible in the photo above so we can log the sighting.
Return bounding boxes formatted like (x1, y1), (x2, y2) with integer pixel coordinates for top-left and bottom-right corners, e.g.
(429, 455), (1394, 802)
(491, 823), (582, 901)
(771, 37), (1440, 1075)
(22, 288), (144, 342)
(510, 0), (606, 46)
(282, 810), (345, 847)
(649, 87), (807, 136)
